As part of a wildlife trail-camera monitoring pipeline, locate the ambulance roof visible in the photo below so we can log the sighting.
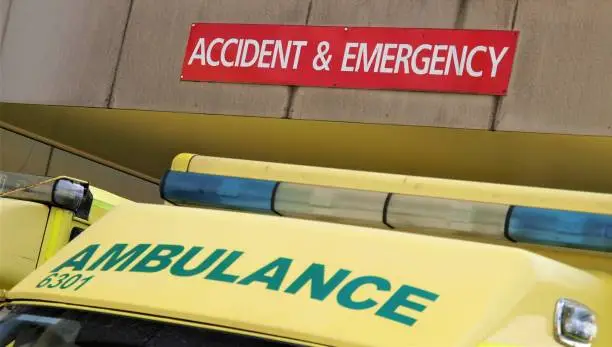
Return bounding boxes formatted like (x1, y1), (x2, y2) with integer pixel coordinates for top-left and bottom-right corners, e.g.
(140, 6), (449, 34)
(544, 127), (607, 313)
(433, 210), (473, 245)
(7, 203), (603, 346)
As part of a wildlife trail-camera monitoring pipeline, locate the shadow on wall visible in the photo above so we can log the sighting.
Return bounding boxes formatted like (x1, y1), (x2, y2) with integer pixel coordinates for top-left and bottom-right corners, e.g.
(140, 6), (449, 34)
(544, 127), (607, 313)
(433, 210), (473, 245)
(0, 125), (162, 204)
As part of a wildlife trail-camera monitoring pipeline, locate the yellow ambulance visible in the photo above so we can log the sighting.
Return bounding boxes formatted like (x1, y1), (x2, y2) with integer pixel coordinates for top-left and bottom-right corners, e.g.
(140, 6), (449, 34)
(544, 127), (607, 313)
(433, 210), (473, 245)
(0, 171), (129, 292)
(2, 153), (612, 347)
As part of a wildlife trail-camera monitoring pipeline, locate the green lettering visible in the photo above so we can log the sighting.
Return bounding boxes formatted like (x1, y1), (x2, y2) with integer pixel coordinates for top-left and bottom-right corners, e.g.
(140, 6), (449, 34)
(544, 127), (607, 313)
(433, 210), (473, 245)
(205, 251), (243, 283)
(375, 285), (439, 327)
(130, 244), (185, 273)
(51, 244), (100, 272)
(238, 257), (292, 290)
(284, 263), (351, 300)
(337, 275), (391, 310)
(87, 243), (151, 271)
(170, 247), (226, 277)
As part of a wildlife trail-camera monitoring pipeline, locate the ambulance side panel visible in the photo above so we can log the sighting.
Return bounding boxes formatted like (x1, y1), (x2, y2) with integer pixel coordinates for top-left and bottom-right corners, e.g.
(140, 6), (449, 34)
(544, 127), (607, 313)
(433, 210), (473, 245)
(0, 199), (49, 289)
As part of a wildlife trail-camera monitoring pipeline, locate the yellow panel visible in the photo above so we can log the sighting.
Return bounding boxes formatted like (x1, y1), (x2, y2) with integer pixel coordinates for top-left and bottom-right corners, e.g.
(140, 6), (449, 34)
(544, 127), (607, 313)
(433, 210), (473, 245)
(0, 199), (49, 290)
(36, 207), (75, 267)
(170, 153), (195, 172)
(88, 186), (131, 223)
(9, 203), (612, 347)
(72, 219), (89, 230)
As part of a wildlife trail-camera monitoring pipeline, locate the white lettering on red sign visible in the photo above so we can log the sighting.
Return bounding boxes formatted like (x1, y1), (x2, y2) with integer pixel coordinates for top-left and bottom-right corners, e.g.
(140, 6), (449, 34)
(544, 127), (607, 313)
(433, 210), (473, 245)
(188, 40), (509, 78)
(181, 24), (519, 95)
(337, 43), (508, 78)
(188, 38), (308, 69)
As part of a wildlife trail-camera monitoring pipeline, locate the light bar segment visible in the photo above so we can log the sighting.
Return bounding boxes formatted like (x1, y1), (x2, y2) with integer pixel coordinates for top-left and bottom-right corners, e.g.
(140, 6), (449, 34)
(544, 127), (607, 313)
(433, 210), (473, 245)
(507, 206), (612, 252)
(274, 183), (388, 227)
(161, 171), (277, 214)
(386, 194), (510, 239)
(160, 170), (612, 254)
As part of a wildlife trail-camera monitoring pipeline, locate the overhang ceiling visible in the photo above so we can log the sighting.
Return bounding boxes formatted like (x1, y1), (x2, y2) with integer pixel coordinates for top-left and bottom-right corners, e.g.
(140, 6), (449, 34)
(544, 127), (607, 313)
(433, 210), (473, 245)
(2, 102), (612, 194)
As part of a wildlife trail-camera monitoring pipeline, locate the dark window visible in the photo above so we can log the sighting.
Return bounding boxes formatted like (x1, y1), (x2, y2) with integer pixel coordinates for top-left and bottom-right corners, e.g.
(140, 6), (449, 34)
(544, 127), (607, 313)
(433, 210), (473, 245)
(0, 305), (302, 347)
(69, 227), (85, 241)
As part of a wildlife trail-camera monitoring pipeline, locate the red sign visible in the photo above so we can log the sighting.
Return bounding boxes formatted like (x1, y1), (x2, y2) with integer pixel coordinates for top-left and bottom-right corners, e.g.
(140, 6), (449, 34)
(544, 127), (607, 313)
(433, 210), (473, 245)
(181, 24), (519, 95)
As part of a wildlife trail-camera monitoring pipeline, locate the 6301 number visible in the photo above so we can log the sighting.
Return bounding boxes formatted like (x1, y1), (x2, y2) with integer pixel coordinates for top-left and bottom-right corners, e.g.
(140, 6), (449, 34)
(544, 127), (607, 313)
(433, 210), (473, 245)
(36, 273), (94, 291)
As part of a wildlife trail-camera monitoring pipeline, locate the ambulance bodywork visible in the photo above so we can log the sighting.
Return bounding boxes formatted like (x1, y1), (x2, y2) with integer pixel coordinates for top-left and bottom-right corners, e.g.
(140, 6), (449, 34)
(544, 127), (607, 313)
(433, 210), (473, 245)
(0, 172), (130, 291)
(2, 153), (612, 346)
(2, 202), (609, 347)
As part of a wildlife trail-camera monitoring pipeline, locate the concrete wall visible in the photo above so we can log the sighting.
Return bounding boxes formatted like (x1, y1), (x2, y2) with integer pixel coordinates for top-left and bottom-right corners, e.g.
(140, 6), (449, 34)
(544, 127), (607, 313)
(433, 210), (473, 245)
(1, 0), (611, 136)
(0, 128), (161, 203)
(0, 0), (9, 49)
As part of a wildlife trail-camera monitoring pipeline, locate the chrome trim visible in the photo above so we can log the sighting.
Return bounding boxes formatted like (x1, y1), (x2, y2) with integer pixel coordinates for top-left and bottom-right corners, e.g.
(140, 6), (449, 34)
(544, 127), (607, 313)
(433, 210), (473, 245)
(554, 298), (596, 347)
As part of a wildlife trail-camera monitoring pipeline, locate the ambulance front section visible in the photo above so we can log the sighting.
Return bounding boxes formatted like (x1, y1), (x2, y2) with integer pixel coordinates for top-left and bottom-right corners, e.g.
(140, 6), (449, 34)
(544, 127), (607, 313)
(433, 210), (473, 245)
(2, 199), (611, 347)
(0, 171), (130, 293)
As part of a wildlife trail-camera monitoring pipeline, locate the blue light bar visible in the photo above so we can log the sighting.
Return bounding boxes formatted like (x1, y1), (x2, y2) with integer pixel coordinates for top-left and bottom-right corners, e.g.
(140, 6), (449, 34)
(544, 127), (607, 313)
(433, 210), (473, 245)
(160, 170), (612, 254)
(507, 206), (612, 252)
(161, 171), (277, 214)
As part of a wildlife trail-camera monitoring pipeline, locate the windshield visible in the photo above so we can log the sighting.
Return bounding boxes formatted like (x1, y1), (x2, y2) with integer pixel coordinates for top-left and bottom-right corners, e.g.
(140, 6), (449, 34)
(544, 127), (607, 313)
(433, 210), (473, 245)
(0, 305), (301, 347)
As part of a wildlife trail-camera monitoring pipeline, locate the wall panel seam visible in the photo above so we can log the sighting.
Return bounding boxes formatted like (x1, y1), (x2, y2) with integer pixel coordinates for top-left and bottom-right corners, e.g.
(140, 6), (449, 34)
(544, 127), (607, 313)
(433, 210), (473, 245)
(454, 0), (469, 29)
(0, 0), (13, 56)
(107, 0), (134, 108)
(44, 147), (54, 177)
(286, 0), (314, 119)
(490, 0), (520, 131)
